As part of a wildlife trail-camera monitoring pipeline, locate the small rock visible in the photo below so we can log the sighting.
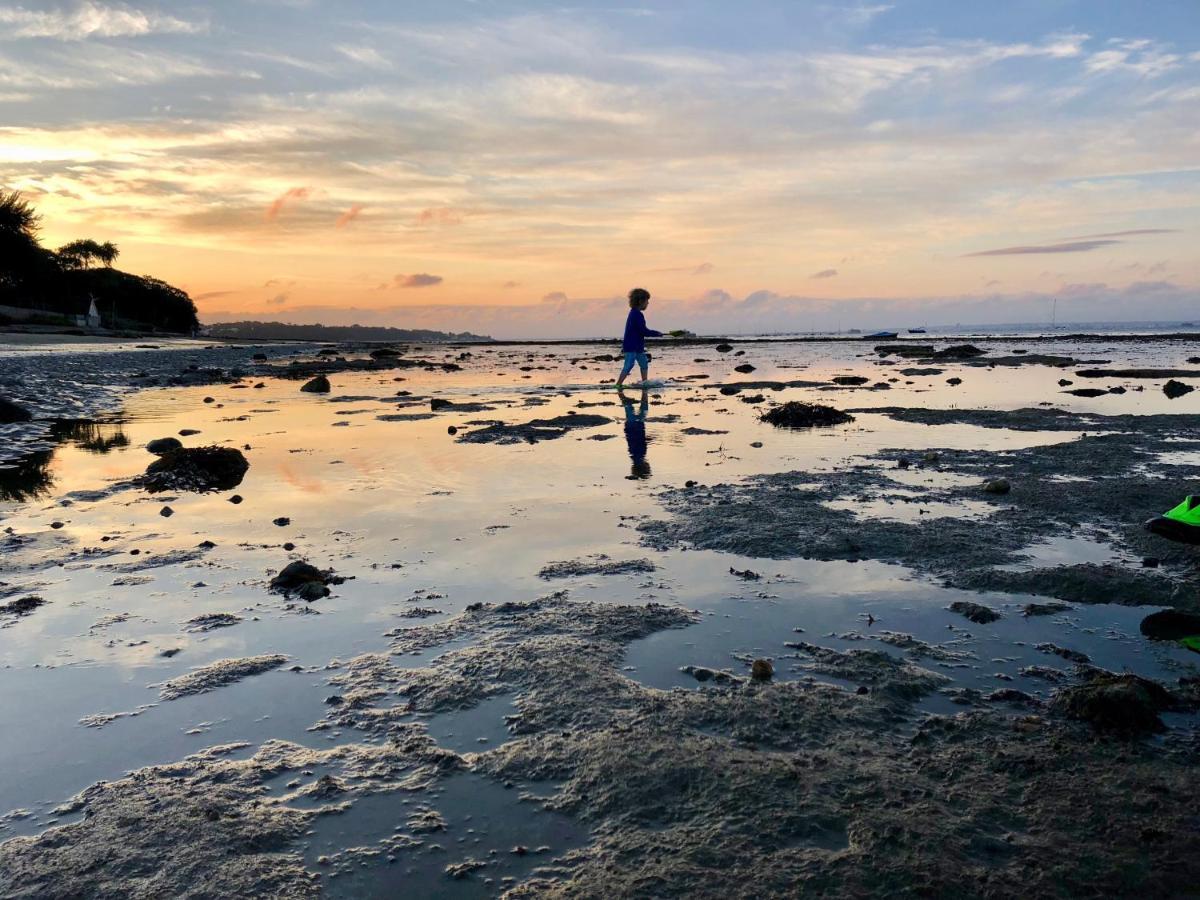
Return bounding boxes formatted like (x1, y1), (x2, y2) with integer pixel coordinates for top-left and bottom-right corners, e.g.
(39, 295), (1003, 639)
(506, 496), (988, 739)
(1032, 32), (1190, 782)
(146, 437), (183, 455)
(983, 478), (1011, 495)
(1142, 557), (1160, 568)
(730, 566), (762, 580)
(447, 426), (458, 435)
(283, 542), (296, 551)
(50, 521), (65, 529)
(715, 343), (733, 353)
(750, 658), (773, 681)
(1163, 379), (1194, 400)
(273, 517), (290, 527)
(430, 398), (452, 411)
(0, 397), (33, 423)
(159, 506), (174, 518)
(749, 441), (763, 448)
(948, 600), (1001, 624)
(734, 364), (756, 374)
(946, 377), (963, 386)
(203, 396), (215, 404)
(229, 495), (243, 504)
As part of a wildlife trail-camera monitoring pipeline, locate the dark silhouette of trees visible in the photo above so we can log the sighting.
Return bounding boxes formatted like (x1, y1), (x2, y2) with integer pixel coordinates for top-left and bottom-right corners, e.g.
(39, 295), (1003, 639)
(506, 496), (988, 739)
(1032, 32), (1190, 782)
(0, 191), (197, 333)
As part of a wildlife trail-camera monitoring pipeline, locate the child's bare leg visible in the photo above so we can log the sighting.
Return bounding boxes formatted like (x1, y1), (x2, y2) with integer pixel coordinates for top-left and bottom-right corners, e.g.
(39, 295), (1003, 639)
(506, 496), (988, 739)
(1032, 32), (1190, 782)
(638, 365), (648, 385)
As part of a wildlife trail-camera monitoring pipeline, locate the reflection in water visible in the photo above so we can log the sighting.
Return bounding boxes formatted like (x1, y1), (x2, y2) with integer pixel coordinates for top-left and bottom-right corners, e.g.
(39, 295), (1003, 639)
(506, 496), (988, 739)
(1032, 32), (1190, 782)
(0, 449), (54, 502)
(0, 420), (128, 502)
(619, 387), (651, 479)
(51, 420), (129, 454)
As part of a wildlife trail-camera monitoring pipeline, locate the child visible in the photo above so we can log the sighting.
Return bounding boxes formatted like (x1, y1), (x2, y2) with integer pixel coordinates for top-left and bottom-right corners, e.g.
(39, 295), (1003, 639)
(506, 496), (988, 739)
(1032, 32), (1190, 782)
(616, 287), (662, 388)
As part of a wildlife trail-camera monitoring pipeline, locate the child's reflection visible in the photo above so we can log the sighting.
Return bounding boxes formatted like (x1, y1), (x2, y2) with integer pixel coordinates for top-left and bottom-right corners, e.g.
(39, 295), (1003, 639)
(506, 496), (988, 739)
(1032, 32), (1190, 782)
(618, 386), (651, 479)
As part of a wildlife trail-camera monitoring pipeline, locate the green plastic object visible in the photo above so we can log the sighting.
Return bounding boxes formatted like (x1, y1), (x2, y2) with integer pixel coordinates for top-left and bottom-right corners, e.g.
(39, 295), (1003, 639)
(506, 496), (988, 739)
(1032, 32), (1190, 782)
(1180, 636), (1200, 654)
(1163, 496), (1200, 526)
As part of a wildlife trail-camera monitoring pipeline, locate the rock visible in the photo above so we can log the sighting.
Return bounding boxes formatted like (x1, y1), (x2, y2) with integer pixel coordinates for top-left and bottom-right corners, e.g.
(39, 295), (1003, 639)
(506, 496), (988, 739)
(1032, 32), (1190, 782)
(269, 560), (342, 598)
(179, 429), (200, 436)
(760, 402), (854, 428)
(1022, 602), (1071, 617)
(430, 398), (452, 411)
(734, 364), (756, 374)
(252, 353), (267, 361)
(300, 375), (331, 393)
(1063, 388), (1108, 398)
(715, 343), (733, 352)
(900, 368), (943, 376)
(138, 447), (249, 493)
(203, 397), (215, 404)
(983, 478), (1011, 495)
(1139, 610), (1200, 641)
(447, 426), (458, 435)
(948, 601), (1001, 624)
(229, 495), (243, 504)
(729, 567), (762, 580)
(197, 540), (216, 549)
(1108, 386), (1126, 395)
(0, 398), (32, 423)
(832, 375), (869, 386)
(146, 437), (183, 455)
(897, 458), (911, 469)
(1163, 380), (1194, 399)
(946, 377), (963, 386)
(1037, 643), (1090, 664)
(986, 688), (1039, 706)
(739, 394), (765, 404)
(685, 480), (698, 488)
(1052, 671), (1175, 735)
(159, 506), (174, 518)
(932, 344), (985, 359)
(282, 542), (295, 551)
(1058, 379), (1073, 386)
(749, 441), (763, 448)
(1142, 557), (1159, 568)
(750, 658), (774, 681)
(369, 348), (402, 359)
(273, 517), (290, 527)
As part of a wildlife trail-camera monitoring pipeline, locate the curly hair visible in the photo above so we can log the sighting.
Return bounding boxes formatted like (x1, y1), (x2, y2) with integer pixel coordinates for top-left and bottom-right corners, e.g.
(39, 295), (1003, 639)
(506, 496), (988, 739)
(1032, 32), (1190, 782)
(628, 287), (650, 307)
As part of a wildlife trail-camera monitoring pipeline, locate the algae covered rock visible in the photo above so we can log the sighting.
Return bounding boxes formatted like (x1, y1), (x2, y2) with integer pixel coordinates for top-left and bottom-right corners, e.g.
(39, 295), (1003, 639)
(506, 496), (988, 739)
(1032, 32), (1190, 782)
(145, 436), (183, 455)
(269, 560), (343, 599)
(0, 397), (33, 423)
(1051, 671), (1175, 735)
(760, 402), (854, 428)
(139, 446), (249, 493)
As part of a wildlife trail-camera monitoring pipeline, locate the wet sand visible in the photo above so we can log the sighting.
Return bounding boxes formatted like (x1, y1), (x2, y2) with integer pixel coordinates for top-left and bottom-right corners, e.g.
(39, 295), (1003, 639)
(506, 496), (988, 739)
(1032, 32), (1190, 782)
(1, 335), (1199, 896)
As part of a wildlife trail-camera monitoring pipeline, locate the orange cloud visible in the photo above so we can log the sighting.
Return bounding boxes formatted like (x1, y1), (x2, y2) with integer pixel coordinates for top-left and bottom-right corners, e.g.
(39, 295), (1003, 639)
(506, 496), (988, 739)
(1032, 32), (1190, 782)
(377, 273), (443, 289)
(265, 186), (310, 221)
(335, 203), (364, 228)
(416, 207), (465, 226)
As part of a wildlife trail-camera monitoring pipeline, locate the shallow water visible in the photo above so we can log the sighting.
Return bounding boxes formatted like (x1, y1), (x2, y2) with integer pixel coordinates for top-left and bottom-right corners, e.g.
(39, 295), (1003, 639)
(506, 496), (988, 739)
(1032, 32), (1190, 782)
(2, 335), (1199, 884)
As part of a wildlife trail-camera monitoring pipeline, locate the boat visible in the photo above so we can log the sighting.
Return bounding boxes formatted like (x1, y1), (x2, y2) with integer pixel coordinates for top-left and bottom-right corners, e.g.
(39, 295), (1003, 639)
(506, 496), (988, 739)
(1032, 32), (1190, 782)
(908, 328), (926, 334)
(863, 330), (898, 340)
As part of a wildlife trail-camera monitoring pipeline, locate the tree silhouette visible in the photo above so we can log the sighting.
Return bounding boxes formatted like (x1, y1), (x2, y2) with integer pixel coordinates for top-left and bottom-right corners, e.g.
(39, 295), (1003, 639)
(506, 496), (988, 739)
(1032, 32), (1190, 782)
(58, 239), (118, 270)
(0, 190), (40, 237)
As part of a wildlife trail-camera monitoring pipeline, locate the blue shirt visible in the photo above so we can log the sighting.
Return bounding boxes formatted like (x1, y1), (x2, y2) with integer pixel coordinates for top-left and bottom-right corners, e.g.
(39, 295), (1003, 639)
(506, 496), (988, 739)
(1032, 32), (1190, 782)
(621, 308), (662, 353)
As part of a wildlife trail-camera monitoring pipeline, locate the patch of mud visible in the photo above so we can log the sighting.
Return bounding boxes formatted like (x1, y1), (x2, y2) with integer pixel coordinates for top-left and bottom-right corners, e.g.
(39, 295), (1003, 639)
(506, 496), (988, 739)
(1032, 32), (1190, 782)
(538, 555), (658, 579)
(641, 409), (1200, 609)
(158, 654), (289, 700)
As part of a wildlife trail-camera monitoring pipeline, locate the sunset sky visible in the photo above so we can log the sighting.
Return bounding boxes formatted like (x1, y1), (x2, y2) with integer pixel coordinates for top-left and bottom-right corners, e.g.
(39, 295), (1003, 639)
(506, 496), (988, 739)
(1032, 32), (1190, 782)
(1, 1), (1197, 338)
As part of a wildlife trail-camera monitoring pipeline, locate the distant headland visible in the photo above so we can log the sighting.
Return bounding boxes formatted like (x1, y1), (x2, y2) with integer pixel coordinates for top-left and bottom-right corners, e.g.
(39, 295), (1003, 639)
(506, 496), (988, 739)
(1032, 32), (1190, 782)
(206, 321), (493, 343)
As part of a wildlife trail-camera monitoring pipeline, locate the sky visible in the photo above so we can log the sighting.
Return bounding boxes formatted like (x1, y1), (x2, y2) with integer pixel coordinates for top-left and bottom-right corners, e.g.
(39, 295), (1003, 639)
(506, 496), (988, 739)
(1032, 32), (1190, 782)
(1, 0), (1197, 338)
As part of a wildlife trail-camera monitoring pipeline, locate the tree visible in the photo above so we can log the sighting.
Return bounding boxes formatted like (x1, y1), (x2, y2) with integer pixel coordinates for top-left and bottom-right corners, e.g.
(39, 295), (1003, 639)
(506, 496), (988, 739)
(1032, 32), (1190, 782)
(0, 190), (40, 237)
(58, 239), (110, 270)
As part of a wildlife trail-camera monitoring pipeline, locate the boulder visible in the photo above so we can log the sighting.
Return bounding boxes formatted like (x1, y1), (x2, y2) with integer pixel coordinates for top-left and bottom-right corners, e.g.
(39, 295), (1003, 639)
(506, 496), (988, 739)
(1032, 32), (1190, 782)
(983, 478), (1011, 495)
(734, 364), (756, 373)
(269, 560), (343, 599)
(0, 398), (32, 423)
(1051, 672), (1175, 735)
(139, 447), (249, 493)
(832, 375), (869, 386)
(300, 375), (331, 393)
(1139, 609), (1200, 641)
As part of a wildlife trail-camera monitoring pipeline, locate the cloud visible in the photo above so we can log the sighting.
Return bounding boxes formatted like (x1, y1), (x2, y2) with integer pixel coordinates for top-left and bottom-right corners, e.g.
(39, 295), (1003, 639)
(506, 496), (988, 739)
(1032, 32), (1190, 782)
(415, 207), (467, 226)
(1074, 228), (1178, 239)
(810, 268), (838, 279)
(542, 291), (568, 303)
(649, 262), (714, 275)
(392, 273), (443, 288)
(265, 187), (310, 221)
(194, 289), (236, 300)
(964, 240), (1121, 257)
(335, 203), (364, 228)
(266, 292), (289, 306)
(0, 2), (204, 41)
(502, 280), (520, 288)
(335, 45), (392, 71)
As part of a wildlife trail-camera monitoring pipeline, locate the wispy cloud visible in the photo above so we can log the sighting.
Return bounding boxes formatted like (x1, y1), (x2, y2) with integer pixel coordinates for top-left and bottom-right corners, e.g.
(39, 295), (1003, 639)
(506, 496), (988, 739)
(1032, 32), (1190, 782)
(965, 239), (1122, 257)
(0, 2), (204, 41)
(265, 186), (310, 221)
(335, 204), (364, 228)
(810, 268), (838, 279)
(648, 262), (714, 275)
